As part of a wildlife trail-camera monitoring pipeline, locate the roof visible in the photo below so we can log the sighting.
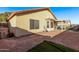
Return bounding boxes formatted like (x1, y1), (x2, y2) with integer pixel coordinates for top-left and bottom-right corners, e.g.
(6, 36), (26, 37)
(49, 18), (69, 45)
(7, 8), (57, 21)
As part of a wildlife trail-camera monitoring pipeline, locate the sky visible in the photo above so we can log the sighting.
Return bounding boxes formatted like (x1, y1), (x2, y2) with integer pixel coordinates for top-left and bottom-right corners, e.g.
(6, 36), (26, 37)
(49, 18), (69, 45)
(0, 7), (79, 24)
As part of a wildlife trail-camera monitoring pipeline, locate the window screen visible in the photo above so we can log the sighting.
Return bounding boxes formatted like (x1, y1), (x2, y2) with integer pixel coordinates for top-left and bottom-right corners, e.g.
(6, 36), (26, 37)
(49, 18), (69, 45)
(30, 19), (39, 29)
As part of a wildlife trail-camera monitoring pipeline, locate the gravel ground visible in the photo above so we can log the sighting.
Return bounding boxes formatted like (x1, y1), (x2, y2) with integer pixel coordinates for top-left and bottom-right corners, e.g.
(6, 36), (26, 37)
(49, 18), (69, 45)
(0, 30), (79, 51)
(48, 31), (79, 50)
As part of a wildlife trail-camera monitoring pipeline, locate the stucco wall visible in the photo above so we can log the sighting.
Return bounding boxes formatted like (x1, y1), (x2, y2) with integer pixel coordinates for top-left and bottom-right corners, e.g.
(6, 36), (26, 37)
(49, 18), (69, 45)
(9, 10), (57, 37)
(16, 10), (56, 33)
(56, 21), (71, 30)
(9, 16), (16, 27)
(57, 21), (70, 26)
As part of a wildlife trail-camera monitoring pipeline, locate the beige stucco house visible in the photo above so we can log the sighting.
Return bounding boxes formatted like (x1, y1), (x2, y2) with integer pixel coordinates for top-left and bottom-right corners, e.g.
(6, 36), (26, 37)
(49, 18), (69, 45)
(56, 20), (71, 30)
(7, 8), (71, 37)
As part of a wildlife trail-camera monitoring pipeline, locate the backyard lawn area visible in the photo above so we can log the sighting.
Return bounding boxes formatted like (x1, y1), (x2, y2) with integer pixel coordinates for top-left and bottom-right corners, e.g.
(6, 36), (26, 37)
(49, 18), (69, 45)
(28, 41), (77, 52)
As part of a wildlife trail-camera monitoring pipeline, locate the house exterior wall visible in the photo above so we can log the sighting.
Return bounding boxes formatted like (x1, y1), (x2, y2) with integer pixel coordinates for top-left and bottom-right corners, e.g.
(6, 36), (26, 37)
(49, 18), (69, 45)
(16, 10), (56, 33)
(9, 16), (16, 27)
(9, 16), (17, 33)
(57, 21), (70, 27)
(9, 10), (57, 37)
(57, 21), (71, 30)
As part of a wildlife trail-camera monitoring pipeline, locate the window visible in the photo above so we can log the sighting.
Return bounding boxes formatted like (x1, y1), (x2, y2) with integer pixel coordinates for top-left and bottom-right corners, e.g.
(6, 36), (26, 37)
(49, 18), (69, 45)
(30, 19), (39, 29)
(51, 21), (53, 28)
(47, 21), (53, 28)
(47, 21), (49, 28)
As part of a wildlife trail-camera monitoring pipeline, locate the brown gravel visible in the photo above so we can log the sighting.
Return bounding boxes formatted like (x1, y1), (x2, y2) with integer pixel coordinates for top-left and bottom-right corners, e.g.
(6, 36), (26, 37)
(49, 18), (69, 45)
(48, 31), (79, 50)
(0, 30), (79, 51)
